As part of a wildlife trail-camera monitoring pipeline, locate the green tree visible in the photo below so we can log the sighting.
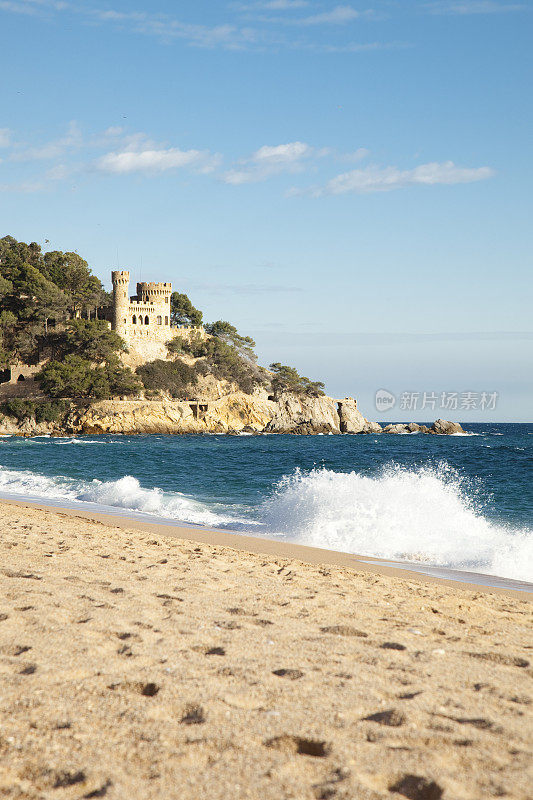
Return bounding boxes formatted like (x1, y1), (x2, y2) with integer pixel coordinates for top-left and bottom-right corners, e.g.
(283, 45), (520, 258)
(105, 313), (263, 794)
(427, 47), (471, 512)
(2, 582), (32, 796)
(37, 354), (140, 399)
(43, 251), (107, 316)
(204, 320), (257, 362)
(170, 292), (203, 327)
(37, 355), (96, 398)
(61, 319), (127, 362)
(136, 359), (198, 398)
(269, 363), (325, 397)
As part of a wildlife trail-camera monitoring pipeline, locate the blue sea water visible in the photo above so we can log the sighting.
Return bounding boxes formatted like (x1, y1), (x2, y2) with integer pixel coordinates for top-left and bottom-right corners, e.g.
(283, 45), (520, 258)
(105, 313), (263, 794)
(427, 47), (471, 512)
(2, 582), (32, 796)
(0, 423), (532, 584)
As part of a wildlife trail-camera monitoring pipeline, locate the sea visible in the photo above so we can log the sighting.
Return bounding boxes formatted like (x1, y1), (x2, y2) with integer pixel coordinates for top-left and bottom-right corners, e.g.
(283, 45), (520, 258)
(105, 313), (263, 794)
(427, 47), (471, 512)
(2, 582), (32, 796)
(0, 423), (532, 589)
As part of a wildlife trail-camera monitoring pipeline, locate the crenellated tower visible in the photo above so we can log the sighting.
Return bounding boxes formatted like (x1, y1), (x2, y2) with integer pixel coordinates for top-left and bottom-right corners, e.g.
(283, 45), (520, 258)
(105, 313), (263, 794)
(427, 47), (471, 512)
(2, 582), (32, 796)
(112, 270), (130, 337)
(108, 269), (203, 364)
(136, 281), (172, 307)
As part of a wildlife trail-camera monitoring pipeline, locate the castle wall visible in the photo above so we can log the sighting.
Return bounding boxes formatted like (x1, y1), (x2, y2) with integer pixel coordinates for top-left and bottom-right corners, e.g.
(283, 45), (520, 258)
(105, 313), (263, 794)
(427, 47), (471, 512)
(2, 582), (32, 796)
(111, 270), (207, 366)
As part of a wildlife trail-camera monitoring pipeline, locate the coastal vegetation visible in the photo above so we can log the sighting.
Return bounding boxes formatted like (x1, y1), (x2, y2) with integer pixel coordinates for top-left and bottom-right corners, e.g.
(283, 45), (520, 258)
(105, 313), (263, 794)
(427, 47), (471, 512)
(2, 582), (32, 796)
(0, 235), (109, 366)
(170, 292), (203, 327)
(269, 362), (325, 398)
(0, 234), (327, 417)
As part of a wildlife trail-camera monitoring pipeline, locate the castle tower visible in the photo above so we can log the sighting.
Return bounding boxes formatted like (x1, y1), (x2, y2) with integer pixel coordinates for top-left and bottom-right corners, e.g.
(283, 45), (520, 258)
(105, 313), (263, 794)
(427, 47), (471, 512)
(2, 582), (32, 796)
(112, 270), (130, 337)
(136, 281), (172, 306)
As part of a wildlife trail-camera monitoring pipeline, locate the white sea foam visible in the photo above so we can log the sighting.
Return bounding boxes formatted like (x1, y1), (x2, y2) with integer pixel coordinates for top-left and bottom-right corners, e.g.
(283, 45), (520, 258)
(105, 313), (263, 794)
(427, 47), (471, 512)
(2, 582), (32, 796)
(259, 464), (533, 583)
(0, 468), (234, 527)
(0, 462), (531, 583)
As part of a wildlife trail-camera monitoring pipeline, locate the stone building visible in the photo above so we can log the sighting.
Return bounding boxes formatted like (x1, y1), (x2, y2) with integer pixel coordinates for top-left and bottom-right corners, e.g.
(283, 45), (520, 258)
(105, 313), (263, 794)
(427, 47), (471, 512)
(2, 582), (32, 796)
(112, 270), (172, 343)
(111, 270), (204, 366)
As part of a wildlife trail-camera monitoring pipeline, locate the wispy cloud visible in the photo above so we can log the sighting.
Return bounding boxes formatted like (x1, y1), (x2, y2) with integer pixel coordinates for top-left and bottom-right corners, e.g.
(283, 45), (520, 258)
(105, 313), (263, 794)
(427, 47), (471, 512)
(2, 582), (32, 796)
(251, 329), (533, 344)
(96, 145), (220, 175)
(0, 179), (46, 193)
(9, 120), (82, 161)
(0, 128), (11, 147)
(0, 0), (396, 52)
(297, 5), (364, 25)
(295, 161), (495, 196)
(425, 1), (525, 15)
(178, 279), (303, 295)
(0, 122), (496, 200)
(222, 141), (320, 184)
(249, 3), (376, 25)
(233, 1), (310, 10)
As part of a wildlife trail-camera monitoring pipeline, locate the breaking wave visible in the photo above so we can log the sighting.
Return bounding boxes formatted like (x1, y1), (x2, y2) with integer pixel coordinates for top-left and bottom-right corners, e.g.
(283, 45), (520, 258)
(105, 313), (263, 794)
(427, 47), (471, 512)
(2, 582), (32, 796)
(0, 468), (235, 527)
(0, 461), (531, 582)
(260, 464), (533, 582)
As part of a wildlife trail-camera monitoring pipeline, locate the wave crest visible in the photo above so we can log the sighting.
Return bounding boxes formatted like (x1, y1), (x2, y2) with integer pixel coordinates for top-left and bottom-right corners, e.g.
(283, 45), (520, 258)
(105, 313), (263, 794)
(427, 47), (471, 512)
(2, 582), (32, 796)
(259, 464), (533, 582)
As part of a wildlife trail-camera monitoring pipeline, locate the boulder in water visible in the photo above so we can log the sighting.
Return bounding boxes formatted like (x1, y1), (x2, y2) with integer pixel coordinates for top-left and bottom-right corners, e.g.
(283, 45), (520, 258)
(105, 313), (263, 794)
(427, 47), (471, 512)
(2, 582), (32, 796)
(431, 419), (465, 435)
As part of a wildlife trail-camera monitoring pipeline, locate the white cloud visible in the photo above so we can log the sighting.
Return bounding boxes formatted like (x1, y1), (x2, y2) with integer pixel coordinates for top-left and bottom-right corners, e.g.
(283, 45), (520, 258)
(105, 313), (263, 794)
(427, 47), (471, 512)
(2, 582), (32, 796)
(426, 1), (525, 14)
(299, 5), (362, 24)
(0, 128), (11, 147)
(96, 146), (219, 175)
(253, 3), (373, 25)
(222, 141), (316, 184)
(341, 147), (370, 162)
(10, 120), (82, 161)
(0, 1), (393, 52)
(299, 161), (495, 195)
(234, 1), (310, 9)
(0, 0), (69, 15)
(0, 179), (46, 192)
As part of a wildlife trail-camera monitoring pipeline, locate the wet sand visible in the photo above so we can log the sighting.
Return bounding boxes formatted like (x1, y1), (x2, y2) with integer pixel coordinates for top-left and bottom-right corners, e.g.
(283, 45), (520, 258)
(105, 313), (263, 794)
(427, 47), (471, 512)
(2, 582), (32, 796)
(0, 500), (532, 799)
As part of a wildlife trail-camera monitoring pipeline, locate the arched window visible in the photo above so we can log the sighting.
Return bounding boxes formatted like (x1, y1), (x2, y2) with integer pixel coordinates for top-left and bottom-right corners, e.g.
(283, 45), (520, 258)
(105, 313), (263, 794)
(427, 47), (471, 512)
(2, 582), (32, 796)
(145, 315), (149, 325)
(132, 315), (137, 324)
(139, 315), (143, 325)
(157, 315), (162, 325)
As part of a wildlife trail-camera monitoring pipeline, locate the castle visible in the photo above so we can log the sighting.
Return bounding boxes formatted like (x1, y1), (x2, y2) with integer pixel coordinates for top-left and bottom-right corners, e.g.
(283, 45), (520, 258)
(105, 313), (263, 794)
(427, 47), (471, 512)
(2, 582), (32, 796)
(111, 270), (172, 343)
(110, 270), (205, 366)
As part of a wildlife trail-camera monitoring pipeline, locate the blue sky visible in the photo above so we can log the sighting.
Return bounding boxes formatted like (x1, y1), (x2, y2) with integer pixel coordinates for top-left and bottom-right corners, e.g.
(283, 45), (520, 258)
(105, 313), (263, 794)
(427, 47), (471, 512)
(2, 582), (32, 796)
(1, 0), (532, 420)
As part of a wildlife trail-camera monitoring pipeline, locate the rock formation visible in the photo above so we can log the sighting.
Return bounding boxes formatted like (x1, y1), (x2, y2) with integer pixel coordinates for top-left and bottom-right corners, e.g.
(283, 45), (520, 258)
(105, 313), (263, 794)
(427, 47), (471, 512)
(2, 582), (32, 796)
(382, 420), (465, 435)
(0, 387), (465, 437)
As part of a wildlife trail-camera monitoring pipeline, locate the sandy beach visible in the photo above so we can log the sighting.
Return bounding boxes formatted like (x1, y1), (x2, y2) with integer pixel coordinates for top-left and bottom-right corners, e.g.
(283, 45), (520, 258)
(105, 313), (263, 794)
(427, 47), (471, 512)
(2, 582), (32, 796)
(0, 501), (531, 800)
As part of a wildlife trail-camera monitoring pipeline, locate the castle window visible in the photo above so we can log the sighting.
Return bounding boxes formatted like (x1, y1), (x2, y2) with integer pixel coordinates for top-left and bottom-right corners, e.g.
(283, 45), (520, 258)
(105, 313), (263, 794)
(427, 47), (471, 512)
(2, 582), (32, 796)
(145, 315), (149, 325)
(132, 315), (137, 324)
(139, 315), (143, 325)
(157, 315), (162, 325)
(165, 316), (168, 325)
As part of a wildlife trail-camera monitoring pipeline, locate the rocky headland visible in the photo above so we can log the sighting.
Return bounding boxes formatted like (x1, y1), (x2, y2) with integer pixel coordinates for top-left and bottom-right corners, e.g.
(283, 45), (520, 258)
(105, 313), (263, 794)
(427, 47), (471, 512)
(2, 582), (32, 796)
(0, 386), (465, 437)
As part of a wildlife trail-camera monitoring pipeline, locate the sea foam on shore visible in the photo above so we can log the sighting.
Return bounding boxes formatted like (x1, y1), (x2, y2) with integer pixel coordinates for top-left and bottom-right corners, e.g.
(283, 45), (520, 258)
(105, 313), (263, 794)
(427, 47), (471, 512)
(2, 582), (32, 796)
(0, 459), (531, 583)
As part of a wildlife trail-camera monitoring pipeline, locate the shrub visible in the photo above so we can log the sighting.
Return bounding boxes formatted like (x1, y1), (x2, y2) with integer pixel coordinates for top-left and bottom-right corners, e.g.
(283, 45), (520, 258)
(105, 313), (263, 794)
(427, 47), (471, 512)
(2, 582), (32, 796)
(199, 338), (266, 394)
(1, 399), (36, 421)
(34, 400), (67, 423)
(136, 359), (198, 398)
(37, 354), (140, 399)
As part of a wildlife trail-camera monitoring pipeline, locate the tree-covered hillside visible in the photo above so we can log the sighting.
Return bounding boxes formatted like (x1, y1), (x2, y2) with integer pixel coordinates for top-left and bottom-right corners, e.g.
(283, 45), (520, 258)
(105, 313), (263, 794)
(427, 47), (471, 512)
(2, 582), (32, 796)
(0, 235), (109, 366)
(0, 235), (325, 412)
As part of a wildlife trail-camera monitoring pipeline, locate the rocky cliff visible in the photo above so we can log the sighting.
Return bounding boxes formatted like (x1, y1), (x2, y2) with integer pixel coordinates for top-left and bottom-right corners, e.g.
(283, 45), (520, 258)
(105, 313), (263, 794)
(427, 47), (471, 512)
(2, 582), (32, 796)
(75, 392), (380, 435)
(0, 388), (465, 437)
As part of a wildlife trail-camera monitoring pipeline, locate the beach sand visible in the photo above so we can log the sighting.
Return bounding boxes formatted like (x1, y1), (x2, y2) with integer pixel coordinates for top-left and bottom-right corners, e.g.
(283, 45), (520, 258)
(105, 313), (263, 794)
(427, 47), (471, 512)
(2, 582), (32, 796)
(0, 501), (531, 799)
